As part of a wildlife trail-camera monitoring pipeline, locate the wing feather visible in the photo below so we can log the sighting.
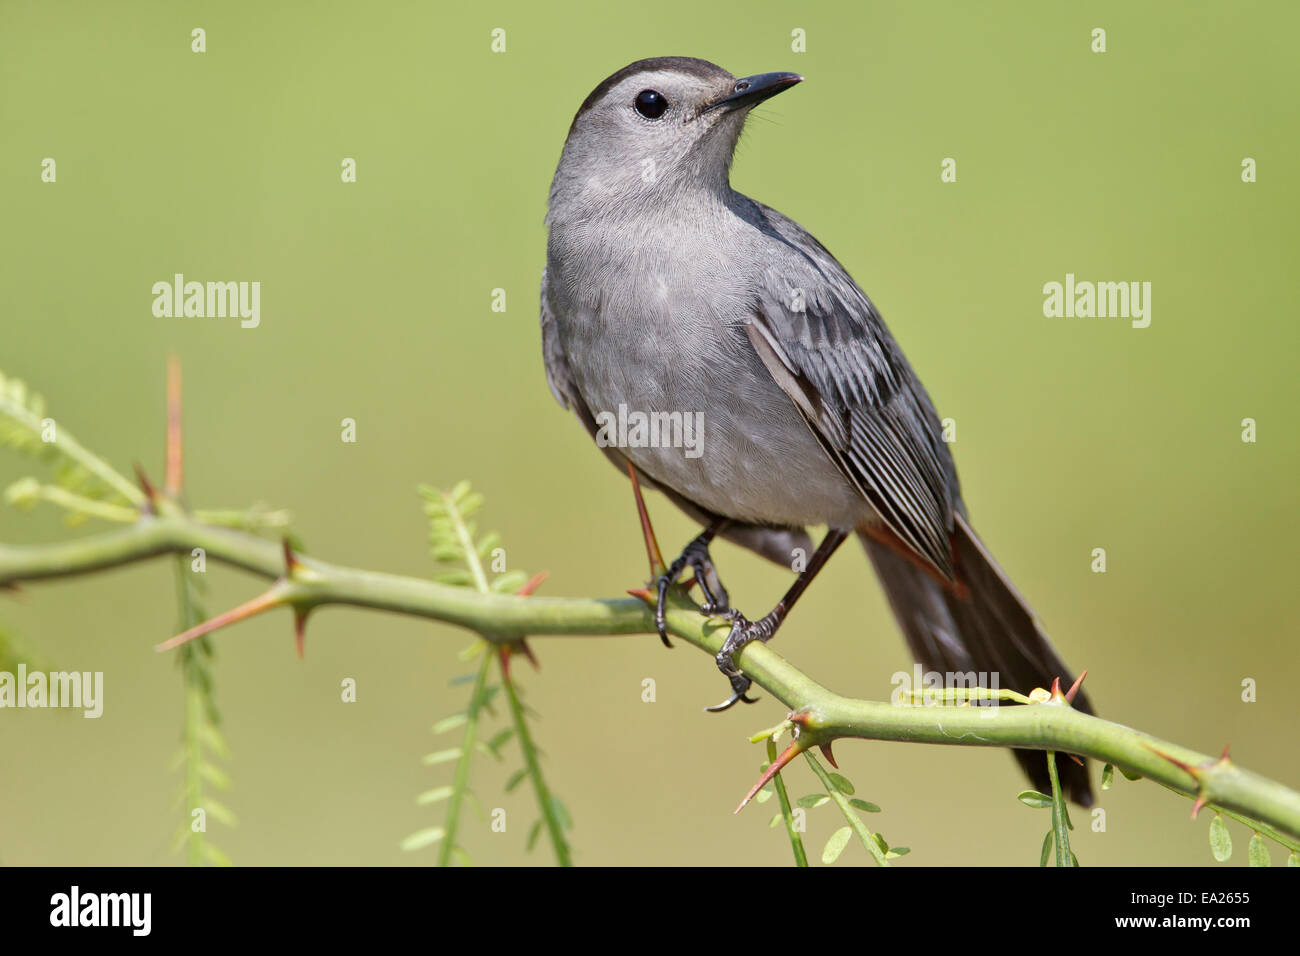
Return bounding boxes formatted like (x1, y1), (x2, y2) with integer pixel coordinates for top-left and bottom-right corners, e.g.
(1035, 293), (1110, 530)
(745, 201), (960, 578)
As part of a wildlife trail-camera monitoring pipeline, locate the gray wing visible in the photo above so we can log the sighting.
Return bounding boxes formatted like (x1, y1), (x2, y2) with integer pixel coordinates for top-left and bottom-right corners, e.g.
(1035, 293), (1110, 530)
(742, 201), (961, 578)
(538, 268), (814, 566)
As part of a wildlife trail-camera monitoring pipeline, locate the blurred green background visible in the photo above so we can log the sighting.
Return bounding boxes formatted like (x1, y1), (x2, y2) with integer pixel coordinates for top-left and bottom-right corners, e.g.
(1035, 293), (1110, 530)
(1, 0), (1296, 866)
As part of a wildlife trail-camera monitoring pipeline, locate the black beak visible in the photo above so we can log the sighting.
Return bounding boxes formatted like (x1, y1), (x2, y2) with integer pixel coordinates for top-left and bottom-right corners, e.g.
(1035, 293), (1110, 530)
(704, 72), (804, 113)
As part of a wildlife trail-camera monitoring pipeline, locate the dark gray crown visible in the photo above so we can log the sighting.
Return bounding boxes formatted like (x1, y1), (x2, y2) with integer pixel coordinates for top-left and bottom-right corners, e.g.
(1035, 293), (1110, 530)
(568, 57), (731, 135)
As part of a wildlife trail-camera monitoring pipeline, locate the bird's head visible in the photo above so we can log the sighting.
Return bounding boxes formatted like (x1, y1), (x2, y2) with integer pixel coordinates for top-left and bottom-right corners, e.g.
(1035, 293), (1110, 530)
(548, 56), (802, 220)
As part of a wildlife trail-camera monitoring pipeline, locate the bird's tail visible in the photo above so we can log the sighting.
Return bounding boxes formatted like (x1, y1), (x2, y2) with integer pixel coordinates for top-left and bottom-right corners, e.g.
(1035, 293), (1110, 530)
(859, 515), (1095, 805)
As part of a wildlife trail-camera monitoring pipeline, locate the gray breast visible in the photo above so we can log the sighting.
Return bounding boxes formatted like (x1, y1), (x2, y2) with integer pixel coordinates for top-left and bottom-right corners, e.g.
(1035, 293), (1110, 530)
(546, 220), (871, 529)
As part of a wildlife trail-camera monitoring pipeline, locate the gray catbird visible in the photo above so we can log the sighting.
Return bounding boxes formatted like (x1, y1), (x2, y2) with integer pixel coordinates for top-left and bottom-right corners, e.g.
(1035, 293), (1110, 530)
(540, 56), (1094, 804)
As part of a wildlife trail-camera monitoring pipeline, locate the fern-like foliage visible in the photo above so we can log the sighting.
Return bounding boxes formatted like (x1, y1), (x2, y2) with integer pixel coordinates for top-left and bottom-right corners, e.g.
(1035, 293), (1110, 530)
(403, 482), (572, 865)
(0, 370), (141, 519)
(170, 556), (236, 866)
(423, 481), (529, 594)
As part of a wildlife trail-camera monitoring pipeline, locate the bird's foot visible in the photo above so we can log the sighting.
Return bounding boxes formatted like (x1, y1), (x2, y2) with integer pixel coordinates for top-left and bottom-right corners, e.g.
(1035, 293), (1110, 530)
(655, 531), (730, 647)
(704, 609), (779, 712)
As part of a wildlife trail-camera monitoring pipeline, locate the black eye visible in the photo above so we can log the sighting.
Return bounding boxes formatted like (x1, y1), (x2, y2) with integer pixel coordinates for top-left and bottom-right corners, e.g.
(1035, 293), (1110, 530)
(634, 89), (669, 119)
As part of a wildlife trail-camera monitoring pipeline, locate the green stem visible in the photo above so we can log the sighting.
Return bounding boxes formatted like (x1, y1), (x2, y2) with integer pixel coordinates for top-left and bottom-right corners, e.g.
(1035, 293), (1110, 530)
(443, 490), (490, 594)
(767, 738), (807, 867)
(174, 556), (206, 866)
(499, 657), (571, 865)
(192, 507), (291, 531)
(437, 650), (491, 867)
(32, 484), (139, 523)
(181, 663), (204, 865)
(1046, 750), (1073, 867)
(804, 751), (888, 866)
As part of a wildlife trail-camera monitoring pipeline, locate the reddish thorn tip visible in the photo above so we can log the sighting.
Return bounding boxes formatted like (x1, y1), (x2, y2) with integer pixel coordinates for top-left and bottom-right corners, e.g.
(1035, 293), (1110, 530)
(165, 355), (183, 496)
(1065, 669), (1087, 704)
(1144, 743), (1197, 776)
(282, 539), (300, 573)
(819, 741), (839, 769)
(735, 740), (805, 814)
(133, 464), (159, 507)
(517, 639), (540, 671)
(516, 571), (548, 597)
(155, 586), (286, 652)
(626, 588), (653, 603)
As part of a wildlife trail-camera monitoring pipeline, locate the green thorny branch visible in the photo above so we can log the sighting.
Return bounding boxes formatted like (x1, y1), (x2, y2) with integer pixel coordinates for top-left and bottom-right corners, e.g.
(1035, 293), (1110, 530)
(401, 482), (572, 865)
(3, 367), (1300, 865)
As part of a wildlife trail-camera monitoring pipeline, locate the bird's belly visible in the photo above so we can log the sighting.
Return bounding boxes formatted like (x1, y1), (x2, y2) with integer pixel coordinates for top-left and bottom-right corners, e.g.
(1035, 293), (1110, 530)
(560, 302), (868, 529)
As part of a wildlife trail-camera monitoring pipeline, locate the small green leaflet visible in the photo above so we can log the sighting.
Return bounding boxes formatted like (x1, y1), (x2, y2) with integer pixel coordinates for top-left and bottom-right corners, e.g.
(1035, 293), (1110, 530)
(1209, 814), (1232, 862)
(822, 826), (851, 864)
(1017, 790), (1053, 809)
(1247, 833), (1271, 867)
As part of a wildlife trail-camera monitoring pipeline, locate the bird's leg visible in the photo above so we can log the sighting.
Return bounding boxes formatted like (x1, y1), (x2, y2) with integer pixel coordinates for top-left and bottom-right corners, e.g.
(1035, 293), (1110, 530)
(706, 528), (849, 712)
(626, 461), (666, 578)
(655, 520), (730, 646)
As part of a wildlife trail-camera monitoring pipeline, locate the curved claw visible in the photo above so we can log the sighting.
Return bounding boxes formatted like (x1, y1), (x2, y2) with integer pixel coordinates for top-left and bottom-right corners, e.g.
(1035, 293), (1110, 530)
(653, 575), (675, 648)
(704, 689), (759, 713)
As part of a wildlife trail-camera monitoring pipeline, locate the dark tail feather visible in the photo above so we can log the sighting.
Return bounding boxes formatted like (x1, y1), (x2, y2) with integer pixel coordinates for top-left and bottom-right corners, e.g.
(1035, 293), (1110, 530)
(860, 515), (1095, 806)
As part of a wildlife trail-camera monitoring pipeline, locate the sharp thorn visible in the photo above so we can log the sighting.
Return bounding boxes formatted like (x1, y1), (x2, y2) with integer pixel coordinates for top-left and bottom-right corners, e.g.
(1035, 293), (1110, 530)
(165, 354), (183, 496)
(1064, 669), (1087, 704)
(1142, 742), (1198, 777)
(155, 585), (289, 652)
(1191, 793), (1208, 819)
(134, 463), (159, 511)
(515, 571), (548, 597)
(819, 741), (839, 769)
(735, 739), (805, 813)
